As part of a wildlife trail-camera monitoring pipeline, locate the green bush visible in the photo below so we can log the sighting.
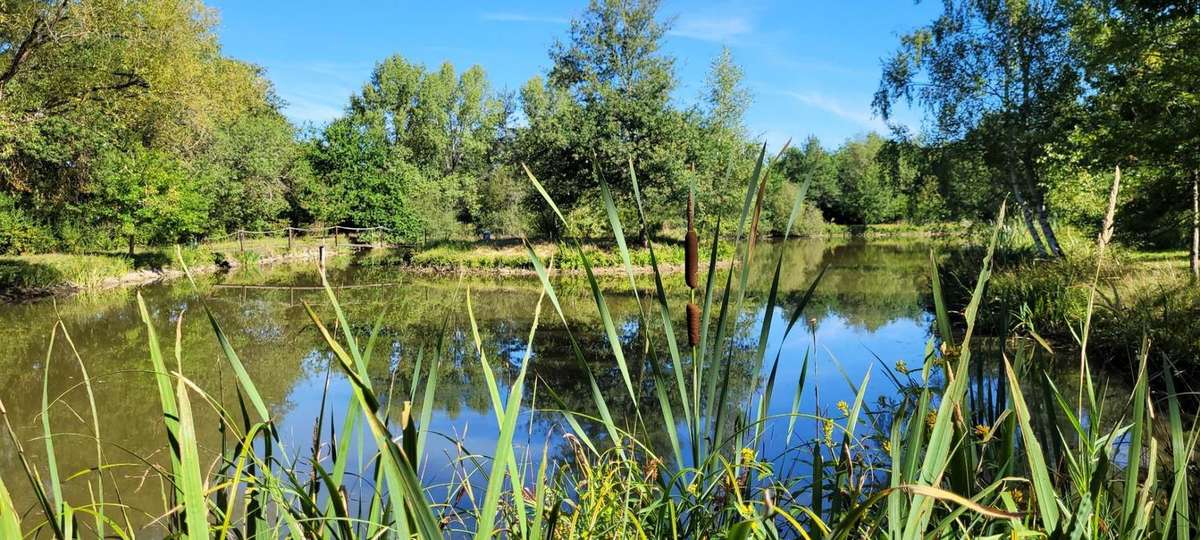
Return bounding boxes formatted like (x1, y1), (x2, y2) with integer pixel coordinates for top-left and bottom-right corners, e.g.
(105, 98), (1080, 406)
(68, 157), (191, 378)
(0, 194), (56, 255)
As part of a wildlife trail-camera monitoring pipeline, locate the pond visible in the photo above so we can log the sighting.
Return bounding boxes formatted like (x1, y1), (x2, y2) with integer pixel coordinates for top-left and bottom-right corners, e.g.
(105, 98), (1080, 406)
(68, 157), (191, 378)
(0, 238), (989, 534)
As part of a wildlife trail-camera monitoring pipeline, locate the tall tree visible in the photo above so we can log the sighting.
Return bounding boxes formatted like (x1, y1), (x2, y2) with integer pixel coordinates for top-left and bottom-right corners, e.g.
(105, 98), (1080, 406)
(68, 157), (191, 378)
(519, 0), (688, 235)
(1071, 0), (1200, 277)
(0, 0), (295, 253)
(317, 55), (508, 240)
(777, 137), (839, 216)
(876, 0), (1079, 256)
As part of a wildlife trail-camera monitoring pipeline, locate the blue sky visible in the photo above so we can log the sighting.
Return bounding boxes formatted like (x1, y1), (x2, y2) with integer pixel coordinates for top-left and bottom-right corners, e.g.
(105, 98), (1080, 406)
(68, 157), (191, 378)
(207, 1), (941, 147)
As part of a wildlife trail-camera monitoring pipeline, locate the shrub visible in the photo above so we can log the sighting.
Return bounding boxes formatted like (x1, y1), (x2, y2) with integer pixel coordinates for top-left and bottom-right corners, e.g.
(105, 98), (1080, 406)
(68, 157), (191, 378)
(0, 194), (55, 255)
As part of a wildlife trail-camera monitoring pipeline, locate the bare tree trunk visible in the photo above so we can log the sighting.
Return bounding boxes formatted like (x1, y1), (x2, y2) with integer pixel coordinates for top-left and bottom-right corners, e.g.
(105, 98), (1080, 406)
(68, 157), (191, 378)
(1192, 168), (1198, 280)
(1035, 198), (1063, 258)
(128, 235), (135, 257)
(1023, 154), (1063, 257)
(1009, 169), (1048, 257)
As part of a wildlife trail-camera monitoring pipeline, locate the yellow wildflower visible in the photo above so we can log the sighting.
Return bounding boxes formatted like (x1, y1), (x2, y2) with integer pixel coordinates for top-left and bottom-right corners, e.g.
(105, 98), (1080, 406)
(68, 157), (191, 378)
(895, 359), (908, 373)
(740, 447), (756, 464)
(836, 400), (850, 416)
(974, 424), (990, 439)
(823, 418), (835, 448)
(925, 411), (938, 429)
(882, 440), (892, 453)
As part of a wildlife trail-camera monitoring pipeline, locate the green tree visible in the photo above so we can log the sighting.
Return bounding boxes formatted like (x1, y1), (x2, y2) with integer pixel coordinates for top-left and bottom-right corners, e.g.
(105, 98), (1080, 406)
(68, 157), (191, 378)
(307, 113), (423, 241)
(688, 47), (757, 232)
(199, 108), (312, 232)
(0, 0), (305, 253)
(519, 0), (689, 236)
(876, 0), (1080, 256)
(777, 137), (839, 216)
(831, 134), (904, 224)
(1071, 0), (1200, 276)
(335, 55), (508, 238)
(88, 145), (207, 254)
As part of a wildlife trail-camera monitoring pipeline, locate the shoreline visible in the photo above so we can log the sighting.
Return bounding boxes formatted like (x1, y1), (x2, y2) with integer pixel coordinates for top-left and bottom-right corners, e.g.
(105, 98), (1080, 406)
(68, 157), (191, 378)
(1, 248), (328, 304)
(2, 229), (965, 304)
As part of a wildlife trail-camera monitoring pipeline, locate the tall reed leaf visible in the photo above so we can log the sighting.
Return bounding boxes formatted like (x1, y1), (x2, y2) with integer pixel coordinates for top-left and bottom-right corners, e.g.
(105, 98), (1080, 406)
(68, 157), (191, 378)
(173, 375), (211, 539)
(903, 202), (1005, 539)
(0, 475), (19, 539)
(1001, 358), (1059, 530)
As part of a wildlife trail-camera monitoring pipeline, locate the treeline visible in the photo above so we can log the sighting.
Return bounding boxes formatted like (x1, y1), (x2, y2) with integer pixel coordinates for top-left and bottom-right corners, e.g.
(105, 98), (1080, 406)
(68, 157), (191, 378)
(3, 0), (1197, 265)
(0, 0), (974, 257)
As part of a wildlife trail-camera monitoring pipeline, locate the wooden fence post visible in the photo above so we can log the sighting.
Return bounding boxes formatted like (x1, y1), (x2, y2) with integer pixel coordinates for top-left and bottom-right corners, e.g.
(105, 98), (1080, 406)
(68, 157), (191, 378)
(318, 245), (325, 274)
(238, 230), (245, 257)
(287, 227), (293, 254)
(333, 226), (339, 252)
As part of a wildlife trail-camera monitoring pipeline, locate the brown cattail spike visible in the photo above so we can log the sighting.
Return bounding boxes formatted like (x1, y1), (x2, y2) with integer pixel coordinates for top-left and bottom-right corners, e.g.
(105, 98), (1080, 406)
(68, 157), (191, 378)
(686, 302), (701, 347)
(685, 190), (698, 289)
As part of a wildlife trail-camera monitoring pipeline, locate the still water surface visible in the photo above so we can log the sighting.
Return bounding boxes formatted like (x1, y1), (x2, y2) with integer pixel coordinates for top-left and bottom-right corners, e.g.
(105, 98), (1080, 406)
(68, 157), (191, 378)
(1, 239), (951, 533)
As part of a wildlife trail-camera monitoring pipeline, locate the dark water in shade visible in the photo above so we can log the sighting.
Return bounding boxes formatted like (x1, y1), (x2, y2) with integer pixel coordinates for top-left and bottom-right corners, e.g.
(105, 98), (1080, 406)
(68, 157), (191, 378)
(0, 238), (982, 534)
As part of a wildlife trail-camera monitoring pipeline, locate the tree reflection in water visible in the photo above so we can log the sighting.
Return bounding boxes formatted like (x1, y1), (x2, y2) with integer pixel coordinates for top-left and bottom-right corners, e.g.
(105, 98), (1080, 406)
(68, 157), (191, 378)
(0, 237), (997, 529)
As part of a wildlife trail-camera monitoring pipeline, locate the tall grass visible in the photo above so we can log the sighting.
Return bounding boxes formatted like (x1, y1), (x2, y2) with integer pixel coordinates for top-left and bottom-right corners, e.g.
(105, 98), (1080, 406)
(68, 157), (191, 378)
(1, 160), (1195, 539)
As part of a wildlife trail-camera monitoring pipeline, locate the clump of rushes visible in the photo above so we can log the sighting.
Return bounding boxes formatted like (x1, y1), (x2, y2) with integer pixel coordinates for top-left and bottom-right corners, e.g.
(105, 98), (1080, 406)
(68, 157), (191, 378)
(685, 188), (701, 347)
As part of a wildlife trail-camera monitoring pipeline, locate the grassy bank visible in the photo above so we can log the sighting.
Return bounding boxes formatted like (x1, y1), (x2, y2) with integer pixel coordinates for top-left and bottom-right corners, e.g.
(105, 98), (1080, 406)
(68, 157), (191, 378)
(936, 225), (1200, 377)
(399, 222), (964, 271)
(0, 236), (334, 300)
(2, 222), (966, 301)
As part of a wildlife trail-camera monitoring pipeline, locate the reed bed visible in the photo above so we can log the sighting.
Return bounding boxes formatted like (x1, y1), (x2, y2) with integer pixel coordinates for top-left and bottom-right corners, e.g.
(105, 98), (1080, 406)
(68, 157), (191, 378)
(0, 154), (1195, 539)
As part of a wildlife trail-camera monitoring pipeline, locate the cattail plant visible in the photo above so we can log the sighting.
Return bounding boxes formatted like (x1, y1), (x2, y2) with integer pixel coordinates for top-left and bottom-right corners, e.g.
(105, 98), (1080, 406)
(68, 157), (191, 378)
(686, 302), (701, 347)
(685, 188), (700, 347)
(685, 191), (698, 290)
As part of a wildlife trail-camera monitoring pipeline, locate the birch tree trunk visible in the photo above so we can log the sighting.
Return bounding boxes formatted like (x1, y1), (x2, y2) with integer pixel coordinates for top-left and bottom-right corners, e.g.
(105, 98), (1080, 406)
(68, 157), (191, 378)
(1010, 169), (1048, 257)
(1191, 168), (1198, 280)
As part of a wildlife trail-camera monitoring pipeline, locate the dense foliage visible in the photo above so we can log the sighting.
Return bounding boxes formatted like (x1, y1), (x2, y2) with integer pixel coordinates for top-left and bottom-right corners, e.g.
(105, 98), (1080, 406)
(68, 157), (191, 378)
(0, 0), (312, 254)
(2, 0), (1197, 279)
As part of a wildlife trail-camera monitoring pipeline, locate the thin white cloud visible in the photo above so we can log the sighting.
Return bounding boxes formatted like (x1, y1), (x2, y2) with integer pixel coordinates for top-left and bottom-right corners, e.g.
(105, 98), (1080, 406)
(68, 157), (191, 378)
(481, 12), (568, 25)
(669, 15), (753, 43)
(281, 94), (343, 124)
(782, 91), (886, 132)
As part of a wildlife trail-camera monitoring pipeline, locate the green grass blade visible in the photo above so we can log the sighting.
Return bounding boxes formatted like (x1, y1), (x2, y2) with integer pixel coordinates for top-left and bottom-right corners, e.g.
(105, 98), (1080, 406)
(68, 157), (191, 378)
(0, 475), (21, 539)
(56, 321), (107, 539)
(474, 335), (531, 540)
(303, 302), (441, 539)
(40, 325), (64, 532)
(1120, 338), (1150, 532)
(175, 248), (271, 423)
(784, 349), (809, 446)
(928, 249), (954, 346)
(416, 333), (443, 465)
(624, 160), (694, 443)
(902, 202), (1006, 539)
(524, 242), (626, 457)
(1163, 360), (1191, 540)
(136, 293), (184, 502)
(1002, 357), (1059, 531)
(173, 375), (211, 540)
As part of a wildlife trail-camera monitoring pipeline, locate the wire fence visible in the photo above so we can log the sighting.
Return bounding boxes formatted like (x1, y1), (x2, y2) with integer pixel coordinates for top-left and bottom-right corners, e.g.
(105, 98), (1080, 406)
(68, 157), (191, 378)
(198, 225), (421, 259)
